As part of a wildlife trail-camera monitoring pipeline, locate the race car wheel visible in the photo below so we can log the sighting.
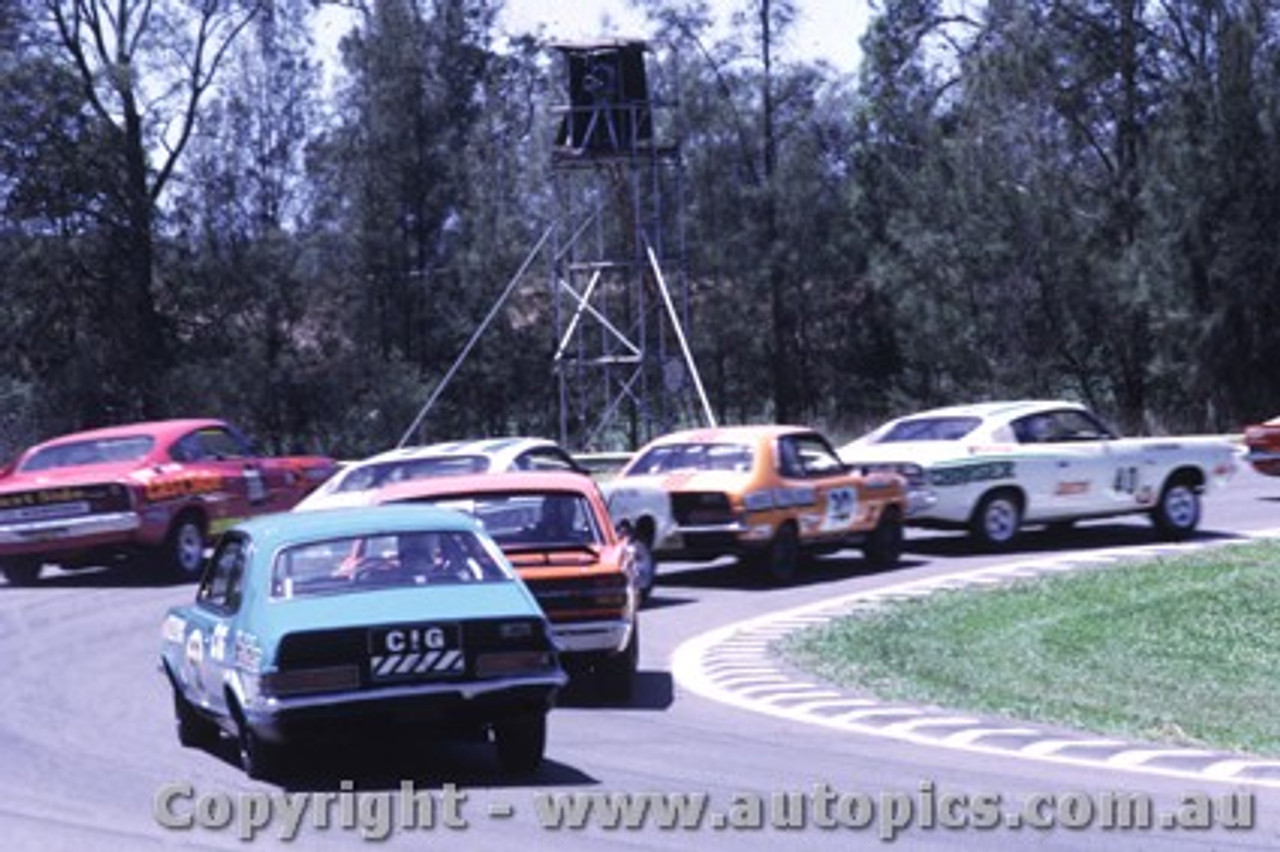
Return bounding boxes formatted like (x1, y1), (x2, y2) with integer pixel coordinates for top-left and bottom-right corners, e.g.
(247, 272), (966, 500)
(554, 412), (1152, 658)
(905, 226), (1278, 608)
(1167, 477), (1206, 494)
(233, 710), (283, 781)
(629, 533), (657, 603)
(754, 522), (800, 586)
(597, 622), (639, 702)
(0, 559), (42, 586)
(163, 513), (207, 581)
(1151, 480), (1200, 540)
(970, 490), (1022, 550)
(173, 689), (218, 750)
(862, 507), (904, 570)
(494, 712), (547, 775)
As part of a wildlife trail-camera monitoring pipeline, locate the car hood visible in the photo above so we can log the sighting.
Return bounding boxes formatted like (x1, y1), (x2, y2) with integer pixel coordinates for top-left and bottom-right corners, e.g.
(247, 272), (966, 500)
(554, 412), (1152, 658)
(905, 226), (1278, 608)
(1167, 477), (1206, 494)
(839, 441), (982, 467)
(1107, 435), (1240, 463)
(292, 490), (377, 512)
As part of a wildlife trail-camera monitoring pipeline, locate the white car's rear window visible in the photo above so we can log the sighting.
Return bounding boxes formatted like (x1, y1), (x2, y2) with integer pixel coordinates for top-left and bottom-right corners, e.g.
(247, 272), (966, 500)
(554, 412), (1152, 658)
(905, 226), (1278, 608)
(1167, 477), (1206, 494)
(877, 417), (982, 443)
(626, 443), (754, 475)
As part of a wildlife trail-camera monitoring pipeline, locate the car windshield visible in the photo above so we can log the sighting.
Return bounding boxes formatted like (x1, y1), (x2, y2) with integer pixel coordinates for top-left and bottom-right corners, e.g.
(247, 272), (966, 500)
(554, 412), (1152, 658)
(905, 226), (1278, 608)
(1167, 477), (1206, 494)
(396, 492), (602, 550)
(626, 442), (754, 475)
(876, 417), (982, 443)
(20, 436), (155, 471)
(271, 529), (511, 598)
(330, 455), (490, 493)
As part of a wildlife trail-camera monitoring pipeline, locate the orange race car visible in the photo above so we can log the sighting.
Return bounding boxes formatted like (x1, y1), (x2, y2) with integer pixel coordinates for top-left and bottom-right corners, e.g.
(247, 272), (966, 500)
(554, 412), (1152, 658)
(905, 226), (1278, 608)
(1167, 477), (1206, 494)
(603, 425), (909, 585)
(372, 470), (641, 701)
(1244, 416), (1280, 477)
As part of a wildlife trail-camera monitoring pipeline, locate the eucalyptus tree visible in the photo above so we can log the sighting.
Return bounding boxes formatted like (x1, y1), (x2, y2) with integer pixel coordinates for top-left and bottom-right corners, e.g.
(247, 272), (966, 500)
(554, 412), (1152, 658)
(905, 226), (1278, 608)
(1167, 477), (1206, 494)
(37, 0), (265, 420)
(649, 0), (865, 425)
(163, 0), (333, 450)
(850, 0), (983, 410)
(313, 0), (509, 447)
(1139, 0), (1280, 428)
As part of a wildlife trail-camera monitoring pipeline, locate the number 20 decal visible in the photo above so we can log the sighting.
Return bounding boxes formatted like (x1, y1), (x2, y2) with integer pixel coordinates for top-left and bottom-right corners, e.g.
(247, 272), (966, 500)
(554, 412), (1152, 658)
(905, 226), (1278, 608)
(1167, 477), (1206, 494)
(825, 487), (857, 528)
(1113, 466), (1140, 494)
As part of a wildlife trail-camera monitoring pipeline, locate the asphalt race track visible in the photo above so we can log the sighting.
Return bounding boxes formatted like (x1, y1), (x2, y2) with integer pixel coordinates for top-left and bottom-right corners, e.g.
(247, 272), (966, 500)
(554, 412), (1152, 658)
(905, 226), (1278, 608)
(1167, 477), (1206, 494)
(3, 466), (1279, 851)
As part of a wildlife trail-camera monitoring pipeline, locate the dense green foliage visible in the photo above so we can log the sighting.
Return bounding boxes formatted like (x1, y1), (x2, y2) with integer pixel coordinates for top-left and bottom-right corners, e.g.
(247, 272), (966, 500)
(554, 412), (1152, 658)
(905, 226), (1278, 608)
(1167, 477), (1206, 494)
(2, 1), (1279, 458)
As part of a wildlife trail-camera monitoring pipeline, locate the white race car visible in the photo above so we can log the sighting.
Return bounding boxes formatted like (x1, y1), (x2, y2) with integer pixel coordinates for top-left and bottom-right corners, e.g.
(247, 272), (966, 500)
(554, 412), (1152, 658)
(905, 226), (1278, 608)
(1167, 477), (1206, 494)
(838, 400), (1238, 548)
(293, 437), (582, 512)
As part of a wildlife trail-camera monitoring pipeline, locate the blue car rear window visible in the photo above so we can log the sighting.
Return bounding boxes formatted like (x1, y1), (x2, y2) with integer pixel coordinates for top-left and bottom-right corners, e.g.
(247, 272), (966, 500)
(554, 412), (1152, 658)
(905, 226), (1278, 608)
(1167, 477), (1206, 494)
(272, 529), (510, 599)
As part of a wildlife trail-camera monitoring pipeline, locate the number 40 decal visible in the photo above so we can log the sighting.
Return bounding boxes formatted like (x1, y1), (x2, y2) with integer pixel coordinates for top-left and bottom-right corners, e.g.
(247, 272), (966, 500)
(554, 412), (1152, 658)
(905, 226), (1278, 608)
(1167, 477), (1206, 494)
(1113, 466), (1140, 494)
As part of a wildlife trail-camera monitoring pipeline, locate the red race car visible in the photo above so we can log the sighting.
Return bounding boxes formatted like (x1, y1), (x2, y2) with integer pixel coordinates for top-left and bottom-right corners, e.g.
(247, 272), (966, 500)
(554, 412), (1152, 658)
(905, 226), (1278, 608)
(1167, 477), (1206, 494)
(1244, 416), (1280, 477)
(0, 419), (336, 585)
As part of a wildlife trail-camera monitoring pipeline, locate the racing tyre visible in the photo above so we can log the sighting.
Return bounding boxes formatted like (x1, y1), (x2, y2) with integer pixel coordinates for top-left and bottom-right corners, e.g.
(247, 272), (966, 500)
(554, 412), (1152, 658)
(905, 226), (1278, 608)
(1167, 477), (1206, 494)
(236, 719), (283, 781)
(163, 514), (207, 581)
(173, 689), (219, 750)
(1, 559), (42, 586)
(969, 490), (1022, 550)
(629, 534), (657, 603)
(1151, 480), (1200, 540)
(753, 522), (800, 586)
(862, 507), (904, 570)
(494, 713), (547, 775)
(597, 623), (639, 703)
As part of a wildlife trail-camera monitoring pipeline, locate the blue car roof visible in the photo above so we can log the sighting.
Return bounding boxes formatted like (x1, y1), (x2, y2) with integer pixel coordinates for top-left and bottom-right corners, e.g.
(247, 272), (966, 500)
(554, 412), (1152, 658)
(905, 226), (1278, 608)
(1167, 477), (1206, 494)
(232, 504), (480, 549)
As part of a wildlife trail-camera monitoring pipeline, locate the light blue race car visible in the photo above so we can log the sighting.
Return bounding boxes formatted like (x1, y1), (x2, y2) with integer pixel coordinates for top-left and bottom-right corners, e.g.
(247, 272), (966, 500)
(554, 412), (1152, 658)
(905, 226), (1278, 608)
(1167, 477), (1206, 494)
(159, 504), (567, 779)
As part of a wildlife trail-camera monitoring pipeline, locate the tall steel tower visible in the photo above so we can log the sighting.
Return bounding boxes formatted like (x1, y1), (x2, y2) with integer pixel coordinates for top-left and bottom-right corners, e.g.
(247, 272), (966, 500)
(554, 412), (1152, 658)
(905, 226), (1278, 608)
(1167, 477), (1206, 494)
(548, 39), (714, 452)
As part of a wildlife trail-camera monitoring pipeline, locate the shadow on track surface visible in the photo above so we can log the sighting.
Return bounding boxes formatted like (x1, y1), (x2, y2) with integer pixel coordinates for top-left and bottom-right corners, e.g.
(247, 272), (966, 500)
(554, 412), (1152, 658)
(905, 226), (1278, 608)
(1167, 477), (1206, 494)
(556, 669), (674, 711)
(187, 725), (599, 792)
(653, 553), (926, 592)
(0, 558), (192, 589)
(903, 521), (1243, 559)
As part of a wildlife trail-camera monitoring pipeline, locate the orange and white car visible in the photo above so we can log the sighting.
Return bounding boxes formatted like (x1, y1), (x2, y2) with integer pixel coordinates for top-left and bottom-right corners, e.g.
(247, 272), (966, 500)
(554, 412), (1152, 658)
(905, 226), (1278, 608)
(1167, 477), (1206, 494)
(603, 425), (908, 585)
(371, 471), (641, 700)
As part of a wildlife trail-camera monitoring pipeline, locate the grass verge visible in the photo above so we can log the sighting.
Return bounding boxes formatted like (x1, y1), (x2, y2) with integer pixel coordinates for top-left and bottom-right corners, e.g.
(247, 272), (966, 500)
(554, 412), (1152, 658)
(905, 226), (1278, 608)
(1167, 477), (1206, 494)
(777, 540), (1280, 756)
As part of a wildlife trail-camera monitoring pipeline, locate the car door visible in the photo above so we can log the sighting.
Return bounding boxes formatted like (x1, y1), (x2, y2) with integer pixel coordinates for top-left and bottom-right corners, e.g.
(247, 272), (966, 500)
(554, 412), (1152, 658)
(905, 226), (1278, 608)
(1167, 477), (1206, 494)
(775, 433), (860, 541)
(1013, 409), (1117, 519)
(191, 426), (275, 517)
(182, 535), (248, 716)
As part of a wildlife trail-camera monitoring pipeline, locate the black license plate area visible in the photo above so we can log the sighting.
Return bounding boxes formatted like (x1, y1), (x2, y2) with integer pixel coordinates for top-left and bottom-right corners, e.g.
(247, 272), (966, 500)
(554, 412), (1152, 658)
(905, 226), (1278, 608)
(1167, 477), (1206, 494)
(368, 623), (464, 681)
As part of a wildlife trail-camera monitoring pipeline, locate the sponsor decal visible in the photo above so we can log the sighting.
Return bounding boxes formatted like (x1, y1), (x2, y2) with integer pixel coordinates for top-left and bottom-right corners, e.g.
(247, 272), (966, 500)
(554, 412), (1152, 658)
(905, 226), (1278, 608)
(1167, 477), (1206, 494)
(929, 461), (1016, 488)
(0, 501), (91, 524)
(210, 623), (230, 662)
(183, 628), (205, 690)
(821, 487), (858, 530)
(144, 471), (225, 502)
(0, 485), (108, 511)
(1054, 481), (1091, 496)
(369, 624), (464, 681)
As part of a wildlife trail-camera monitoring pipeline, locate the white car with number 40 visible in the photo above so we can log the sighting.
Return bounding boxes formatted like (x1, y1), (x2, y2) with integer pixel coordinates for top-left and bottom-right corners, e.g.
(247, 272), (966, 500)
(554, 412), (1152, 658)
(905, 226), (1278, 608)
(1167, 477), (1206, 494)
(837, 400), (1237, 549)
